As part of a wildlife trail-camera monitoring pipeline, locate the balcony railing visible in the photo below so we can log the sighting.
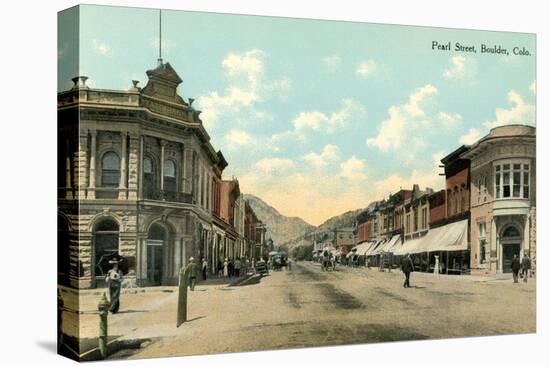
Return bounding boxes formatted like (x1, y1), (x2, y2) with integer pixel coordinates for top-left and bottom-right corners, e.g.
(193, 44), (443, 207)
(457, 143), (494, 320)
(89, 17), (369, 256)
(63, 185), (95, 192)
(143, 190), (194, 204)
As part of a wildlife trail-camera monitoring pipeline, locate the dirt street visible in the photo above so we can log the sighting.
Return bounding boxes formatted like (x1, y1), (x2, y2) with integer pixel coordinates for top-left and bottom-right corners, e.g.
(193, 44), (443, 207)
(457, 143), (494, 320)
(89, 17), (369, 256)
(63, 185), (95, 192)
(68, 261), (535, 360)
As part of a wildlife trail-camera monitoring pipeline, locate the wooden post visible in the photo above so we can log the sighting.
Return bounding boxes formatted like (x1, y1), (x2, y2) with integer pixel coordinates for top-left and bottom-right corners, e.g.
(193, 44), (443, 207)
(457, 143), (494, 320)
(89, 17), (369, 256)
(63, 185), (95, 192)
(97, 293), (110, 359)
(177, 265), (191, 327)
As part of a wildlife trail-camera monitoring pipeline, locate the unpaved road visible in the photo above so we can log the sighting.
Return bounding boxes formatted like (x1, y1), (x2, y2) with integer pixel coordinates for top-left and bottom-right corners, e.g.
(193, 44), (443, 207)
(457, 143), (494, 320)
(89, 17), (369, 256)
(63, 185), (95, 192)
(114, 261), (535, 360)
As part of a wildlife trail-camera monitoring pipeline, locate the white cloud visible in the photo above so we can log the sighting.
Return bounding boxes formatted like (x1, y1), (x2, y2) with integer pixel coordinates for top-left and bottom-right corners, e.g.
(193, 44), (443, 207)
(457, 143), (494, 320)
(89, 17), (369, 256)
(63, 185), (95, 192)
(92, 39), (111, 56)
(292, 99), (366, 134)
(222, 49), (265, 88)
(530, 80), (536, 95)
(225, 129), (256, 149)
(304, 144), (340, 169)
(197, 49), (290, 129)
(438, 111), (462, 126)
(339, 156), (366, 179)
(356, 60), (378, 78)
(459, 128), (483, 145)
(483, 90), (535, 129)
(254, 158), (295, 174)
(443, 56), (477, 81)
(323, 55), (341, 69)
(367, 84), (437, 152)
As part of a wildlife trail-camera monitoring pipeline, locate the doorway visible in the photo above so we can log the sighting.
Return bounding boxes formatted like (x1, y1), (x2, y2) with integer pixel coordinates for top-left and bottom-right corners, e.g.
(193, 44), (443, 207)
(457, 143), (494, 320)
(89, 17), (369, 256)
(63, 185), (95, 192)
(502, 243), (520, 273)
(147, 223), (166, 285)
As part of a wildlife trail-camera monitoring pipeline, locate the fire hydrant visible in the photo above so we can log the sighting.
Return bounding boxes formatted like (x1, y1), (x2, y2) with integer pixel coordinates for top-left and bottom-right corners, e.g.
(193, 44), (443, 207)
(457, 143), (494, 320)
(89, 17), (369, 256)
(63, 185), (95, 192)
(97, 292), (110, 359)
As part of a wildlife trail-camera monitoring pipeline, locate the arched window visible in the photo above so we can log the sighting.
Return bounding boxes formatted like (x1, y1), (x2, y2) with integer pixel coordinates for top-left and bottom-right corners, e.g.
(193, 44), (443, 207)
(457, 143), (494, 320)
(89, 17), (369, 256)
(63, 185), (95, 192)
(102, 152), (120, 187)
(502, 226), (521, 238)
(143, 157), (155, 199)
(454, 188), (459, 215)
(163, 160), (177, 192)
(94, 218), (119, 277)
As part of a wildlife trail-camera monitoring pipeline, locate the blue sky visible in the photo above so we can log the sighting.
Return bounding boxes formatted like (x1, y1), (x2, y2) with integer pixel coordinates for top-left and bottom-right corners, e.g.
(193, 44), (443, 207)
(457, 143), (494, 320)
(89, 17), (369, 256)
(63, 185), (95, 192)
(58, 5), (536, 225)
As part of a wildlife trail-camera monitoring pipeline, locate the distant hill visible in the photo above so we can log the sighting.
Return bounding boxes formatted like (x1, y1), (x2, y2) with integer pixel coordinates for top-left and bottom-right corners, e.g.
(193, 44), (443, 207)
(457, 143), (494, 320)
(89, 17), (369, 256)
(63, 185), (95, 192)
(243, 194), (372, 254)
(243, 194), (316, 247)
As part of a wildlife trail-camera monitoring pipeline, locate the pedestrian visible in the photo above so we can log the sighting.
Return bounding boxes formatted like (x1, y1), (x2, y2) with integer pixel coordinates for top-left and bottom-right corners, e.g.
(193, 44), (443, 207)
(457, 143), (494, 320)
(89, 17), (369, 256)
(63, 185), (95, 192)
(201, 258), (208, 281)
(401, 253), (414, 288)
(511, 254), (521, 283)
(223, 258), (229, 277)
(217, 259), (223, 278)
(228, 259), (234, 277)
(105, 257), (123, 314)
(187, 257), (198, 291)
(521, 252), (531, 283)
(234, 258), (241, 277)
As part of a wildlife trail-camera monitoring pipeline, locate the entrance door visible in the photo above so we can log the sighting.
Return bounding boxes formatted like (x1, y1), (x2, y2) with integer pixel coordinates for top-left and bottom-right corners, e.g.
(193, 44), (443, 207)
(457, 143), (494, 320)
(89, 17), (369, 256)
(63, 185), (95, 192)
(147, 240), (164, 285)
(502, 243), (520, 273)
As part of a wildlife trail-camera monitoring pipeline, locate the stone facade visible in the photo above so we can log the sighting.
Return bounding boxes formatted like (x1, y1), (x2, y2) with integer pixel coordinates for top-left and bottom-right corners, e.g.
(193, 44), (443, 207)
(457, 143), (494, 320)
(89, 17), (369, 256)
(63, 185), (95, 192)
(57, 63), (257, 289)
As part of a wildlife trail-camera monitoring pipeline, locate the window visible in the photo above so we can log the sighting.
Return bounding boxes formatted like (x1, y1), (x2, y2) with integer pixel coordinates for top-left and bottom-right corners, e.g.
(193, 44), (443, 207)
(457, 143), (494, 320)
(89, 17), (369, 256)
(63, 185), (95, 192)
(477, 179), (482, 204)
(513, 164), (521, 197)
(478, 222), (486, 264)
(495, 166), (501, 199)
(502, 164), (511, 198)
(483, 176), (488, 202)
(422, 207), (428, 229)
(413, 208), (418, 232)
(523, 164), (530, 199)
(461, 187), (466, 213)
(454, 188), (458, 215)
(447, 191), (452, 216)
(101, 152), (120, 187)
(494, 161), (530, 200)
(143, 157), (155, 199)
(163, 160), (177, 192)
(406, 214), (411, 234)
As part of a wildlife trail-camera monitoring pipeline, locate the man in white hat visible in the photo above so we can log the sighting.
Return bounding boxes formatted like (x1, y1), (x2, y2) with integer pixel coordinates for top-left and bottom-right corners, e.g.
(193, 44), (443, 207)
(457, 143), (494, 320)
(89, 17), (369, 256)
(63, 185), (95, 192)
(105, 257), (123, 313)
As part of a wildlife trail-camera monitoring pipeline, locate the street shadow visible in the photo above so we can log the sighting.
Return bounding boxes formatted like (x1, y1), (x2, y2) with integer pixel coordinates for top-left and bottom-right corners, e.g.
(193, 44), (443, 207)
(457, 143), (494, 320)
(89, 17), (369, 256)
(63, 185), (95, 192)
(187, 316), (206, 322)
(409, 286), (426, 289)
(190, 289), (207, 292)
(35, 340), (57, 355)
(116, 309), (148, 314)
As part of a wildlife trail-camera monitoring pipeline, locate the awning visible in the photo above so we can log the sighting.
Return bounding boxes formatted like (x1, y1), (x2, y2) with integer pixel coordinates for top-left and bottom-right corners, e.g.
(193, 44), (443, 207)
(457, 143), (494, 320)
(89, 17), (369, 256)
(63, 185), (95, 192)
(365, 239), (385, 256)
(394, 219), (468, 255)
(375, 235), (401, 254)
(420, 219), (469, 253)
(394, 236), (425, 256)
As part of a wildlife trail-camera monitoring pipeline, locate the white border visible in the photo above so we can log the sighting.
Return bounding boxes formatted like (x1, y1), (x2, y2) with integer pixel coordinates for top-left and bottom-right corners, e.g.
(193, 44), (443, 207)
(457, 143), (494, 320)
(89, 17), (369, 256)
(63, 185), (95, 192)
(1, 1), (547, 366)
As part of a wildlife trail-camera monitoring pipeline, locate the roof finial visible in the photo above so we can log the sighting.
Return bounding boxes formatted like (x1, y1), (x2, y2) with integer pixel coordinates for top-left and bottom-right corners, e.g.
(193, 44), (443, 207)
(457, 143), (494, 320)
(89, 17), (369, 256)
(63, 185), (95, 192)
(157, 9), (163, 66)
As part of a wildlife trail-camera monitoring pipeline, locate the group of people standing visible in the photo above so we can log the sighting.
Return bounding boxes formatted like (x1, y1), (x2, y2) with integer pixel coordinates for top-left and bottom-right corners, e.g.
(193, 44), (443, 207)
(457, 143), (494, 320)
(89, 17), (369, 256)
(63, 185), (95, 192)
(511, 252), (532, 283)
(215, 257), (248, 278)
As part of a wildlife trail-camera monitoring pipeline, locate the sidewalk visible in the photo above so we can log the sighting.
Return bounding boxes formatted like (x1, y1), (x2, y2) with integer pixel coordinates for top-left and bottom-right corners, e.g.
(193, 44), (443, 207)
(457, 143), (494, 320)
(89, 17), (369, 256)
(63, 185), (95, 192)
(328, 262), (534, 283)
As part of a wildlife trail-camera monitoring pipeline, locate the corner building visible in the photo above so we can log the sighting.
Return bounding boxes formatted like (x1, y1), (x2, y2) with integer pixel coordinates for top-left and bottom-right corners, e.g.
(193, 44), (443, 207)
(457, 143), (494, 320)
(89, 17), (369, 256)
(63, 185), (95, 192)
(58, 62), (226, 288)
(463, 125), (536, 275)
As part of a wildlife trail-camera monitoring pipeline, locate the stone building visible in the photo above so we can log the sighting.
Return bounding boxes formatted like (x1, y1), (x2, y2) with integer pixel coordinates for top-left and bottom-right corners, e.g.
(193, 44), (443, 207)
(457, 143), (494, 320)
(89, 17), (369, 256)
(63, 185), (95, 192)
(462, 125), (536, 275)
(58, 62), (230, 288)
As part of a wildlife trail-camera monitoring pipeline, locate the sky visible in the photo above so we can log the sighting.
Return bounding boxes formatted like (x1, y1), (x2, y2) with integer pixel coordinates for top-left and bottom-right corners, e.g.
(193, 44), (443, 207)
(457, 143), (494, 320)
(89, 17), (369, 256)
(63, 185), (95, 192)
(58, 5), (536, 226)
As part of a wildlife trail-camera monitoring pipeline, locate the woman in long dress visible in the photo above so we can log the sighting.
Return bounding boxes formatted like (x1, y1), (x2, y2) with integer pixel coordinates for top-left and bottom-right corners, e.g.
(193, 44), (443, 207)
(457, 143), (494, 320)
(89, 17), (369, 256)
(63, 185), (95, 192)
(223, 258), (229, 277)
(105, 258), (123, 314)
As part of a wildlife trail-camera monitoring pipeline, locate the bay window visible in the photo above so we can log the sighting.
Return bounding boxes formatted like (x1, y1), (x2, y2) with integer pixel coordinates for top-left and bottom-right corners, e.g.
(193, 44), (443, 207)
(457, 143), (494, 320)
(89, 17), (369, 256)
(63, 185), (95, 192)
(494, 160), (530, 200)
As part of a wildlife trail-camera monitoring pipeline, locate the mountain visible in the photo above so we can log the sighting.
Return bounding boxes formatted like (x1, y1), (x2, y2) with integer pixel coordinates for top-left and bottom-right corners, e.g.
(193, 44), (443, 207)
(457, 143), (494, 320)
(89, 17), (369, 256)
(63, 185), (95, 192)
(243, 194), (315, 247)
